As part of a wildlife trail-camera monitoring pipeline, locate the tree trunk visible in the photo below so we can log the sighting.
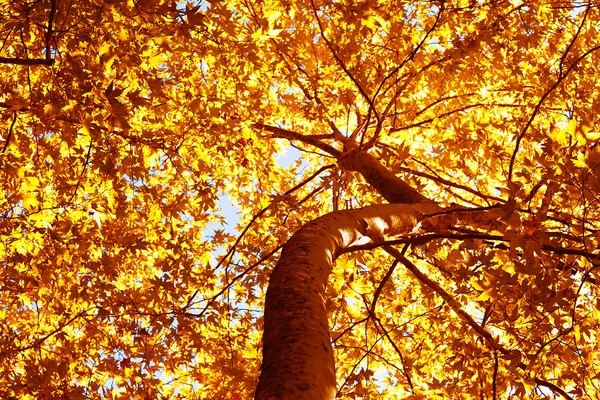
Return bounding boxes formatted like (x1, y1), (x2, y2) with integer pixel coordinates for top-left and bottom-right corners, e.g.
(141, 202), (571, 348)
(254, 203), (430, 399)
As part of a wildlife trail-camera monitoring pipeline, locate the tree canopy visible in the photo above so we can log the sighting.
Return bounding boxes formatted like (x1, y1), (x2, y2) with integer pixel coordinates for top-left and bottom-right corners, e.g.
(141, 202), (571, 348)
(1, 0), (600, 398)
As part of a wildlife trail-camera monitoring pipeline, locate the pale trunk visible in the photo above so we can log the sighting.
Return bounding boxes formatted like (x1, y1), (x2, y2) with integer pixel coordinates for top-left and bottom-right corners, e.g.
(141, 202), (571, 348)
(255, 203), (429, 399)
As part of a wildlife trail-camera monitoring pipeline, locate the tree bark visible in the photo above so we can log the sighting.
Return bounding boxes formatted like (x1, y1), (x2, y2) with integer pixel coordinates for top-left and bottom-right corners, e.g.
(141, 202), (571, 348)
(339, 148), (432, 205)
(255, 203), (431, 400)
(0, 57), (54, 66)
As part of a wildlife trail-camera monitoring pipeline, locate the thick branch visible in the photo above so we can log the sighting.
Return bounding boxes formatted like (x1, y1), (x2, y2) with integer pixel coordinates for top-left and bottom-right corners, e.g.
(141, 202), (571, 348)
(0, 57), (54, 66)
(255, 203), (430, 400)
(258, 122), (435, 208)
(385, 247), (573, 400)
(339, 148), (434, 205)
(253, 123), (341, 157)
(385, 246), (505, 351)
(396, 165), (504, 203)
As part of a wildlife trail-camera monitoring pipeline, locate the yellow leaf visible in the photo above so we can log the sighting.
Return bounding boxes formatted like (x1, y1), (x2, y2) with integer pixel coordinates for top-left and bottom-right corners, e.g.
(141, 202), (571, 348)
(585, 130), (600, 141)
(23, 176), (40, 190)
(268, 29), (283, 38)
(98, 41), (111, 57)
(30, 210), (53, 228)
(251, 28), (263, 42)
(475, 290), (491, 301)
(574, 325), (581, 342)
(149, 53), (168, 69)
(266, 10), (281, 29)
(43, 102), (60, 117)
(346, 301), (363, 319)
(572, 152), (587, 168)
(22, 193), (39, 209)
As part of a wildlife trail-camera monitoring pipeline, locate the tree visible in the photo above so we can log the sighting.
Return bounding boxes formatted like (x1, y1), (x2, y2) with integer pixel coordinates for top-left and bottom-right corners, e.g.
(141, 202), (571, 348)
(1, 0), (599, 398)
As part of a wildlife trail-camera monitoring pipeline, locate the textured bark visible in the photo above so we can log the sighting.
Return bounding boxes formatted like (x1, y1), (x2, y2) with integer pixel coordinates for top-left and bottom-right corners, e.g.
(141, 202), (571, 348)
(255, 203), (430, 400)
(339, 149), (431, 205)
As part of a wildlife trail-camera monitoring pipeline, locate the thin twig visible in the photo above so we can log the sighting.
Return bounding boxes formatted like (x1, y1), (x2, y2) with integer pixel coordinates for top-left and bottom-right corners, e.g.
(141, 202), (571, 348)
(192, 245), (283, 318)
(365, 2), (444, 146)
(384, 246), (574, 400)
(185, 164), (334, 315)
(309, 0), (379, 134)
(492, 350), (498, 400)
(508, 44), (600, 183)
(1, 112), (17, 153)
(385, 246), (504, 350)
(45, 0), (57, 60)
(559, 1), (591, 76)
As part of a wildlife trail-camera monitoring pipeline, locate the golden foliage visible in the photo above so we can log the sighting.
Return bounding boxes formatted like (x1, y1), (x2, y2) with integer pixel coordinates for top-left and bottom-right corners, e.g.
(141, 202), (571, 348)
(1, 0), (600, 398)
